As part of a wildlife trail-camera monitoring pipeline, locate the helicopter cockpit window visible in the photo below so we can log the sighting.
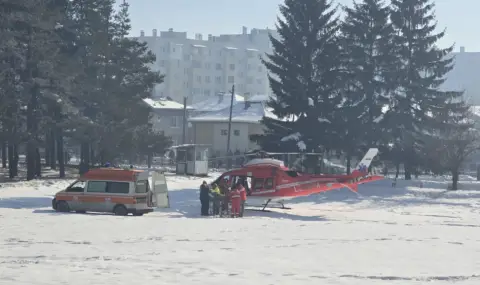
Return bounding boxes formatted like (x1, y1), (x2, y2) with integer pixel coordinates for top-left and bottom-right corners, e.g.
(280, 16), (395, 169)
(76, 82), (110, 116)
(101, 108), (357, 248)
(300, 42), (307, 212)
(285, 170), (299, 177)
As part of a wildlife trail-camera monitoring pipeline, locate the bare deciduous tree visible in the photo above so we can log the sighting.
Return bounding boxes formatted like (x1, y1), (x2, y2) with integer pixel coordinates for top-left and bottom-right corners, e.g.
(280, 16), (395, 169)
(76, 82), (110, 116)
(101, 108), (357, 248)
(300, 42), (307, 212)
(424, 126), (480, 190)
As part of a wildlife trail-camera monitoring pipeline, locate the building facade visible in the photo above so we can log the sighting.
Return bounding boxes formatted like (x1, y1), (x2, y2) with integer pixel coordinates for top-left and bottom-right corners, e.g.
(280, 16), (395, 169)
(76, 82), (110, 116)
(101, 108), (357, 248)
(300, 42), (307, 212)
(188, 97), (276, 156)
(144, 98), (194, 146)
(442, 47), (480, 105)
(134, 27), (278, 104)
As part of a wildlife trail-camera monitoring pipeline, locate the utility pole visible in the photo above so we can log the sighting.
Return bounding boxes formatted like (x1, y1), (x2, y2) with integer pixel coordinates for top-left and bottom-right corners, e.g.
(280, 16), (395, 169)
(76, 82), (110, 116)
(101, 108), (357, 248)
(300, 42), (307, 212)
(182, 96), (187, 145)
(226, 85), (235, 168)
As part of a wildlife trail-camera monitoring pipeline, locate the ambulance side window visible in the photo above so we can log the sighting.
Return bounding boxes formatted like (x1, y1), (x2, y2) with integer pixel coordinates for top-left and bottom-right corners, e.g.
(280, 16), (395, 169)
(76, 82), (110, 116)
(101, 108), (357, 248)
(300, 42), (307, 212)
(86, 181), (107, 193)
(135, 180), (148, 193)
(107, 182), (130, 194)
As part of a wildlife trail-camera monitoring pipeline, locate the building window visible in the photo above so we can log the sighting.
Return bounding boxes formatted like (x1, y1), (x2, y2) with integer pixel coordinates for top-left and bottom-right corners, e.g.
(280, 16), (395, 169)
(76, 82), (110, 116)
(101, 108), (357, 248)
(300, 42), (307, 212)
(221, 129), (228, 136)
(197, 75), (202, 83)
(234, 130), (240, 136)
(248, 64), (253, 70)
(204, 89), (210, 95)
(205, 76), (211, 83)
(216, 63), (222, 70)
(229, 64), (235, 71)
(228, 76), (234, 83)
(159, 60), (165, 67)
(170, 116), (178, 127)
(205, 63), (210, 69)
(256, 79), (262, 84)
(215, 76), (222, 84)
(246, 77), (253, 84)
(183, 54), (191, 61)
(192, 60), (201, 68)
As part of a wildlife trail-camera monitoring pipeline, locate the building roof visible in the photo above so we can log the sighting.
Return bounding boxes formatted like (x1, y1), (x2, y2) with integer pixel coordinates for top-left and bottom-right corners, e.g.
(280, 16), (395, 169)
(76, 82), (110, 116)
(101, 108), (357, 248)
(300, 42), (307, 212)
(143, 98), (193, 110)
(247, 94), (272, 102)
(189, 101), (278, 123)
(190, 93), (245, 112)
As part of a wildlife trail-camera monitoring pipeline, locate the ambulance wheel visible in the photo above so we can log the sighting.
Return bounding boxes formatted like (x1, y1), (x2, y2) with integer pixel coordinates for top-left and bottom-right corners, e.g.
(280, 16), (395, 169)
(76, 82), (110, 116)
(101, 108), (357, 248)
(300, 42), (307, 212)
(113, 205), (128, 216)
(56, 201), (70, 212)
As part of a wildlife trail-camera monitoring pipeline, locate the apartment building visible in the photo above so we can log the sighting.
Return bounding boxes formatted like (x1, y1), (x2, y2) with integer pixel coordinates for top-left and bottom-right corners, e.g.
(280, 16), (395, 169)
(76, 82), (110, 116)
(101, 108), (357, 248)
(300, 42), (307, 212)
(135, 27), (278, 104)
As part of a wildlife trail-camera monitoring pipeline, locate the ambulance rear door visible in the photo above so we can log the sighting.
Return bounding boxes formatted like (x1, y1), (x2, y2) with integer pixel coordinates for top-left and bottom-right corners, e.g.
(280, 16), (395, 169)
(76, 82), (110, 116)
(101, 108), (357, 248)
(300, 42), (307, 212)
(151, 171), (170, 208)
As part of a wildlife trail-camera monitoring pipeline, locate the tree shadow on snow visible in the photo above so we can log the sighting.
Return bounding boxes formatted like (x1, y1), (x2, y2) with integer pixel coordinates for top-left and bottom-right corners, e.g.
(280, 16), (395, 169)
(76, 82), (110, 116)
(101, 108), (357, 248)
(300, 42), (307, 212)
(0, 197), (53, 209)
(31, 209), (114, 216)
(284, 179), (480, 210)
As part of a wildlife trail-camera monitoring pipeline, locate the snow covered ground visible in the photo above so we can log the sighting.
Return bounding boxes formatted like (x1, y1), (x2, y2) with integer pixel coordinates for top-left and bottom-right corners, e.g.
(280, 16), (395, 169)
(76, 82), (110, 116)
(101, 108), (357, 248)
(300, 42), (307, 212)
(2, 174), (480, 284)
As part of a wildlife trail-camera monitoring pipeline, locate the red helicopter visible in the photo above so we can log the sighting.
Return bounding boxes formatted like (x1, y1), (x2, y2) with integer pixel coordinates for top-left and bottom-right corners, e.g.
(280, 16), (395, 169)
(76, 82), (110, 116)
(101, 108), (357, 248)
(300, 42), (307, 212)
(213, 148), (384, 210)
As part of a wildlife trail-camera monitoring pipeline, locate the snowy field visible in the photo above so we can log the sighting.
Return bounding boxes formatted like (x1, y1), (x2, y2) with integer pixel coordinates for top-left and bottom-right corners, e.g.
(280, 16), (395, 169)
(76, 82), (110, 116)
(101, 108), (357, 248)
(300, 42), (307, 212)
(2, 174), (480, 284)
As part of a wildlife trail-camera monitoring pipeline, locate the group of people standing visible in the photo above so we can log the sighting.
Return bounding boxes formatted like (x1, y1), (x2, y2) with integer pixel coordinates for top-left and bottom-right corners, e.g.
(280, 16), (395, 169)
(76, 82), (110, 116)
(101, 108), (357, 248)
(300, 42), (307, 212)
(199, 179), (247, 218)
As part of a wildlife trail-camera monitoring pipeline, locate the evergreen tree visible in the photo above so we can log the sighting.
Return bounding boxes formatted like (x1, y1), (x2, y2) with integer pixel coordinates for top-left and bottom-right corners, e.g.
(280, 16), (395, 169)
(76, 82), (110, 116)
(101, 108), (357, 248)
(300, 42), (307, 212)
(385, 0), (464, 179)
(67, 0), (165, 168)
(0, 0), (71, 179)
(0, 1), (31, 177)
(253, 0), (343, 155)
(338, 0), (396, 172)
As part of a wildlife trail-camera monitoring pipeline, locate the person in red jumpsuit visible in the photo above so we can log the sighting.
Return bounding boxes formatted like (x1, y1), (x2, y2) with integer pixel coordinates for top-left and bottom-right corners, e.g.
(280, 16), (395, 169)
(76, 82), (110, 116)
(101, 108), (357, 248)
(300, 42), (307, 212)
(229, 186), (241, 218)
(236, 181), (247, 217)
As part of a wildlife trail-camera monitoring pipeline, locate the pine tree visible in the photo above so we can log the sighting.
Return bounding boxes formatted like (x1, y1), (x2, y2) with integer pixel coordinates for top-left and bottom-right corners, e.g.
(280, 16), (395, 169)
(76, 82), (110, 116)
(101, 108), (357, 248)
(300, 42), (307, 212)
(254, 0), (343, 154)
(0, 0), (70, 180)
(338, 0), (395, 171)
(386, 0), (464, 179)
(0, 1), (30, 178)
(0, 0), (167, 179)
(67, 0), (164, 166)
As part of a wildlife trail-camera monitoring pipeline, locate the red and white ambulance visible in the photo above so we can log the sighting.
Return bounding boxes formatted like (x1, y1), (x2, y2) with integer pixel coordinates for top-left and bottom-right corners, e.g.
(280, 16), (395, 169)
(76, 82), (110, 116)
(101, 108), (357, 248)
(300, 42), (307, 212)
(52, 168), (169, 216)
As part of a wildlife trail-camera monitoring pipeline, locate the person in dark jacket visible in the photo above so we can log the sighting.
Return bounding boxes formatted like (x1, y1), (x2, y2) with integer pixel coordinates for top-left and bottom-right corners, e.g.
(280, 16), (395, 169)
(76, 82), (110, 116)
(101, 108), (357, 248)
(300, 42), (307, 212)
(200, 181), (210, 216)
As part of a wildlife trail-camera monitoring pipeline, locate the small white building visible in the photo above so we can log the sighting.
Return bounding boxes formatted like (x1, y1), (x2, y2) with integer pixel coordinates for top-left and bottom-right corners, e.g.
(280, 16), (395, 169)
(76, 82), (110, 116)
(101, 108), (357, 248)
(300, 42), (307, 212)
(188, 96), (277, 156)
